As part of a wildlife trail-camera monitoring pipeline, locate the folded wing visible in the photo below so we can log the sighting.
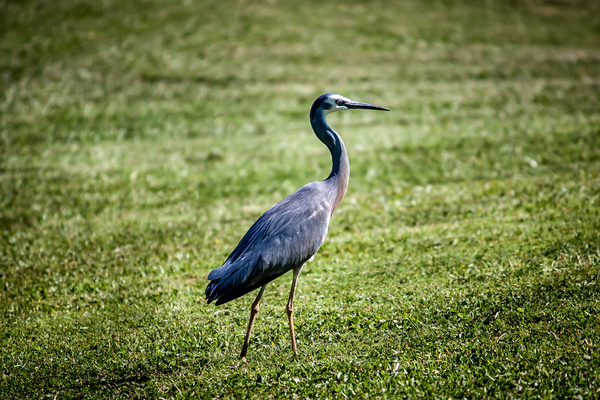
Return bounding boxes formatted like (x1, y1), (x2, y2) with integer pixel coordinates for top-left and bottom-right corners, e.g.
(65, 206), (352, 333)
(205, 183), (332, 305)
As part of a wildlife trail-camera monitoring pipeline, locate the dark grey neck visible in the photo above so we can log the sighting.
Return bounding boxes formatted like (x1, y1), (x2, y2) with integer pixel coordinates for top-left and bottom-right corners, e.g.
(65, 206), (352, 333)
(310, 111), (350, 211)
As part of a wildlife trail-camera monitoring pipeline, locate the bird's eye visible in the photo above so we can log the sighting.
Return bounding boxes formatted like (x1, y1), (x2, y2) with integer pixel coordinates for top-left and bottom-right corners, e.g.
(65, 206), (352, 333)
(335, 99), (344, 106)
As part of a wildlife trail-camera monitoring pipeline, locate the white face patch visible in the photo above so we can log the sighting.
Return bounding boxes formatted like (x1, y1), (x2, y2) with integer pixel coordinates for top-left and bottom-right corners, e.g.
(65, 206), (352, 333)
(324, 95), (352, 114)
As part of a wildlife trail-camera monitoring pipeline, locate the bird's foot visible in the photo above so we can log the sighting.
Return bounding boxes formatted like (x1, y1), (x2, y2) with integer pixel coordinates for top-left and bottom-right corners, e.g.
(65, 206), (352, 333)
(231, 357), (247, 369)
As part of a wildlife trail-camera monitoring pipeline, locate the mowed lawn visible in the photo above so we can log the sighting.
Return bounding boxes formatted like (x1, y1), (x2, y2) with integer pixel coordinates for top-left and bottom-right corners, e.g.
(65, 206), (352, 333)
(1, 0), (599, 398)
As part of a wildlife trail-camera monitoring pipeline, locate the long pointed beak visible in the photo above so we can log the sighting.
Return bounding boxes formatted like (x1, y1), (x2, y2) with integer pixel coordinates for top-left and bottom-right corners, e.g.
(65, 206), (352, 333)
(346, 101), (390, 111)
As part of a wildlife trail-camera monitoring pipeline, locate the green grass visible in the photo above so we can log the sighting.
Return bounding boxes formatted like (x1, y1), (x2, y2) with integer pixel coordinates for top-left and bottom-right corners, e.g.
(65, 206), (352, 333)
(1, 0), (600, 398)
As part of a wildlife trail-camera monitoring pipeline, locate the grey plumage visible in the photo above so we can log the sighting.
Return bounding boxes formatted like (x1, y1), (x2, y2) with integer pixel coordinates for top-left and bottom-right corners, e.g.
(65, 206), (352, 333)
(205, 93), (388, 360)
(206, 182), (332, 305)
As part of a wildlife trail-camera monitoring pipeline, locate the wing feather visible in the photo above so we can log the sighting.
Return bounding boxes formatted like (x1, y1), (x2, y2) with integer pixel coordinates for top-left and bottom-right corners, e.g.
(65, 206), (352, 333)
(205, 182), (332, 304)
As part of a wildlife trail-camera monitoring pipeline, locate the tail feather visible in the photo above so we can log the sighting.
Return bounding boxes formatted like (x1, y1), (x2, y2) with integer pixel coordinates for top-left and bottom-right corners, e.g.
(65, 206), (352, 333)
(205, 261), (251, 303)
(205, 253), (262, 304)
(206, 254), (290, 305)
(214, 271), (286, 305)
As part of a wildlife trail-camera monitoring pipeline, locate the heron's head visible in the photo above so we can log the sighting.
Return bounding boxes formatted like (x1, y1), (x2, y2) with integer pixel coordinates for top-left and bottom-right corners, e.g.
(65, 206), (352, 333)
(311, 93), (389, 120)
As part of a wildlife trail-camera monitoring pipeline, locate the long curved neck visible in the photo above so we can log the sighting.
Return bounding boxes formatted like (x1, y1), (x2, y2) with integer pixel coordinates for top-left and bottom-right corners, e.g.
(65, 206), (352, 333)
(310, 110), (350, 211)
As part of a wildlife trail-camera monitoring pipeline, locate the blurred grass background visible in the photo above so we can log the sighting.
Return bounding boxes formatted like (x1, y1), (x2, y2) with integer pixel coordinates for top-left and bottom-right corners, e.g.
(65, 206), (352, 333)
(1, 0), (599, 398)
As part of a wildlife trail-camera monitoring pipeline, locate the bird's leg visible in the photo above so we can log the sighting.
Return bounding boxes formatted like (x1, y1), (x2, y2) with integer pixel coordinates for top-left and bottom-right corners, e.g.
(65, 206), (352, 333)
(240, 284), (267, 362)
(287, 265), (303, 356)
